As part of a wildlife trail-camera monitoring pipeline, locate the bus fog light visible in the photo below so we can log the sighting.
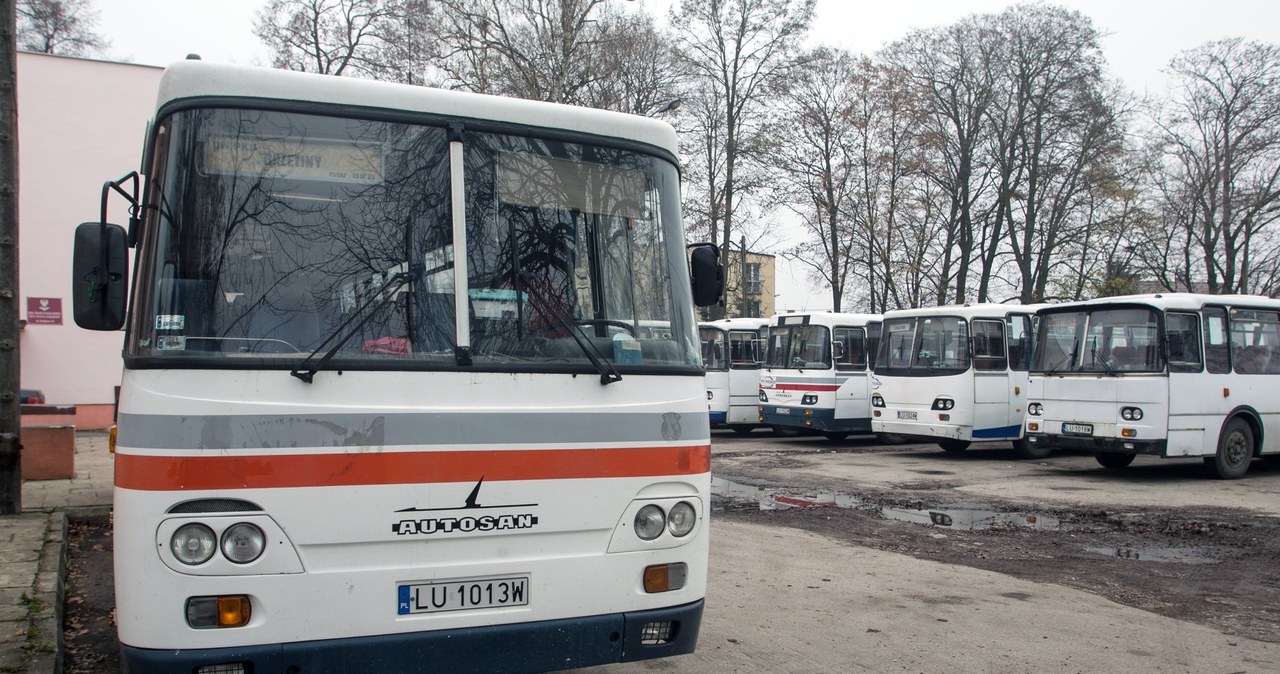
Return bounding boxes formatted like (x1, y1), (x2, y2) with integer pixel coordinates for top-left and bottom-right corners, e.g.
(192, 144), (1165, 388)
(221, 523), (266, 564)
(643, 563), (688, 593)
(668, 502), (696, 537)
(640, 620), (675, 645)
(634, 505), (666, 540)
(186, 595), (251, 629)
(171, 523), (217, 565)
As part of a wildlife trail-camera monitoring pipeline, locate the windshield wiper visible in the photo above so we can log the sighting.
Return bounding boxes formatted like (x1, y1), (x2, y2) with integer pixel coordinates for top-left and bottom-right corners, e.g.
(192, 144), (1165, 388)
(290, 264), (421, 383)
(1044, 340), (1078, 376)
(1091, 345), (1117, 376)
(518, 273), (621, 386)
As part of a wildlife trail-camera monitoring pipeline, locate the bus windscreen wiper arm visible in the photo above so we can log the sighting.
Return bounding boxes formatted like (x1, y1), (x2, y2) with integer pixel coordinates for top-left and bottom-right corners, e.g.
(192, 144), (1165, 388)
(290, 264), (421, 384)
(518, 273), (621, 385)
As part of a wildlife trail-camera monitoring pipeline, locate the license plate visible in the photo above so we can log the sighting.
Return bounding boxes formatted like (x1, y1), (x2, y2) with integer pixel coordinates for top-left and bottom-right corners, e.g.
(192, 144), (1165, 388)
(897, 411), (917, 420)
(398, 576), (528, 615)
(1062, 422), (1093, 436)
(776, 407), (791, 415)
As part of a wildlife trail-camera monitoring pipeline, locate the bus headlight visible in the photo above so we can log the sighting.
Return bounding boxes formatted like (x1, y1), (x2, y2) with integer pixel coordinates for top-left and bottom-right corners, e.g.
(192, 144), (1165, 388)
(171, 523), (218, 566)
(759, 390), (768, 402)
(220, 523), (266, 564)
(1028, 403), (1043, 416)
(667, 501), (696, 537)
(931, 398), (955, 411)
(801, 393), (818, 405)
(871, 394), (885, 408)
(1121, 406), (1143, 421)
(634, 505), (666, 540)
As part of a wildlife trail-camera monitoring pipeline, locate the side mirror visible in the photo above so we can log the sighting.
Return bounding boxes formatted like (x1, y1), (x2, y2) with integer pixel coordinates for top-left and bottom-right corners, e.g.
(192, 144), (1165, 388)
(688, 243), (723, 307)
(72, 222), (129, 330)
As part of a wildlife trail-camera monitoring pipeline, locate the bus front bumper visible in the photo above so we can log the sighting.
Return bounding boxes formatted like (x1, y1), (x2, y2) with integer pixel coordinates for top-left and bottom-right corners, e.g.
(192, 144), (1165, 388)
(1024, 433), (1167, 455)
(759, 406), (870, 433)
(120, 600), (703, 674)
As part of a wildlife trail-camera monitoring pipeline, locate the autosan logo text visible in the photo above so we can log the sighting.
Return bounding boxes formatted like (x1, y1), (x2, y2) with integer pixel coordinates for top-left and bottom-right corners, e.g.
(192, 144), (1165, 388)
(393, 513), (538, 536)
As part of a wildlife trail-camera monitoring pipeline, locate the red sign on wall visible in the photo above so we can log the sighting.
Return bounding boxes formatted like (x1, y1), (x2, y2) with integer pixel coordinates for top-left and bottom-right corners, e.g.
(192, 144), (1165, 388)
(26, 297), (63, 325)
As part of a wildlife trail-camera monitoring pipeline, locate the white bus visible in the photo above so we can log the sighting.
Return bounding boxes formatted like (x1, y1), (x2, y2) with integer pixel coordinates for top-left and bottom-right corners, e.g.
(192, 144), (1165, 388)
(700, 318), (770, 434)
(870, 304), (1040, 457)
(758, 312), (881, 440)
(71, 59), (722, 674)
(1024, 293), (1280, 478)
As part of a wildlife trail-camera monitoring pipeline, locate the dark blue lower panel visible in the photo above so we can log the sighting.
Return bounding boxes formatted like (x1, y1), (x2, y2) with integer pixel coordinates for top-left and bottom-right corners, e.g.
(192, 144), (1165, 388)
(709, 411), (727, 424)
(971, 424), (1022, 440)
(120, 600), (703, 674)
(760, 406), (871, 433)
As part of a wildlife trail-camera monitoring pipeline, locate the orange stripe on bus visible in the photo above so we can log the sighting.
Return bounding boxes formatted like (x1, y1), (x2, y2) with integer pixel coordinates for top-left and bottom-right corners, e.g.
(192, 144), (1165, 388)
(114, 445), (712, 491)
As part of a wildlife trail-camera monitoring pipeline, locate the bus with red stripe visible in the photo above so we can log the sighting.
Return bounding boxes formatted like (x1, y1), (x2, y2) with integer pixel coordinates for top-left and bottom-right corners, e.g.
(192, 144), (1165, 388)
(758, 312), (882, 439)
(700, 317), (770, 433)
(71, 60), (722, 674)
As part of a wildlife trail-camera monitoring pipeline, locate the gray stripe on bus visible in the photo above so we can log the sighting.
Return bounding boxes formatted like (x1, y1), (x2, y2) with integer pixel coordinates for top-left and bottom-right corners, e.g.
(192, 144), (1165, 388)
(116, 412), (709, 450)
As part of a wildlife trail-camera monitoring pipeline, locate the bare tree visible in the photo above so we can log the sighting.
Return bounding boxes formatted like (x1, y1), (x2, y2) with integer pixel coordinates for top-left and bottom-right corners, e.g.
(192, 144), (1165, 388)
(1150, 38), (1280, 295)
(16, 0), (108, 57)
(670, 0), (814, 318)
(254, 0), (423, 80)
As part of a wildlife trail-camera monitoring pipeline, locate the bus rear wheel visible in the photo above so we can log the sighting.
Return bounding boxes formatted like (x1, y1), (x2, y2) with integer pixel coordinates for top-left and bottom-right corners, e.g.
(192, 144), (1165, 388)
(1012, 438), (1050, 460)
(1095, 452), (1136, 469)
(937, 439), (970, 453)
(1209, 418), (1254, 480)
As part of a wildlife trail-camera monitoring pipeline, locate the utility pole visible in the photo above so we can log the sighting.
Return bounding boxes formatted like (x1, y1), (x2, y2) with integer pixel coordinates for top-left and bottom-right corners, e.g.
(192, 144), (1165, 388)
(0, 0), (21, 515)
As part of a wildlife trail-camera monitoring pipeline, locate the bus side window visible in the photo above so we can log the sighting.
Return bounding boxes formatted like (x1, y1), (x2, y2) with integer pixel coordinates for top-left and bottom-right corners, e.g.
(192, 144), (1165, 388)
(1204, 307), (1230, 374)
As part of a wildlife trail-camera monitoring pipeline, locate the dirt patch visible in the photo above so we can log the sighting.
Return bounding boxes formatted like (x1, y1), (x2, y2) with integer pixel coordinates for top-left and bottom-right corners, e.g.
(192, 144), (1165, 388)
(63, 513), (119, 674)
(717, 492), (1280, 644)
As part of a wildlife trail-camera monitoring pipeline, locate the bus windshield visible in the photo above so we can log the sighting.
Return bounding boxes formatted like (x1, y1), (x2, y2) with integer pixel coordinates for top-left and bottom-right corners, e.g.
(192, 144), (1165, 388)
(1031, 307), (1162, 374)
(130, 108), (698, 372)
(700, 327), (728, 371)
(766, 324), (831, 370)
(874, 316), (970, 374)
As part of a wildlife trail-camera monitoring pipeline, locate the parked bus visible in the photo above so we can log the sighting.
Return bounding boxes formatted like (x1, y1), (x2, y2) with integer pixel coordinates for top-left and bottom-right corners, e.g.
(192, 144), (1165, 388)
(871, 304), (1040, 457)
(71, 59), (722, 674)
(700, 318), (770, 434)
(758, 312), (881, 440)
(1024, 293), (1280, 478)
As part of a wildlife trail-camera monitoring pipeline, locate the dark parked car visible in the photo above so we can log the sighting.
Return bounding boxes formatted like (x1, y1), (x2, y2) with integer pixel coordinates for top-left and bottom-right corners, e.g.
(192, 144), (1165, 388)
(18, 389), (45, 404)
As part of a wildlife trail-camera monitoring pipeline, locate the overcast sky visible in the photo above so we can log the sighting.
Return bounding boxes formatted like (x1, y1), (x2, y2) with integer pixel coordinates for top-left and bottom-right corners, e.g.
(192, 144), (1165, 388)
(90, 0), (1280, 311)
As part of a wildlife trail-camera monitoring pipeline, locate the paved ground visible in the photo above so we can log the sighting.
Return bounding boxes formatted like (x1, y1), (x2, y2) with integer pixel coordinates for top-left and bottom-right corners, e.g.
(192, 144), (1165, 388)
(1, 431), (111, 674)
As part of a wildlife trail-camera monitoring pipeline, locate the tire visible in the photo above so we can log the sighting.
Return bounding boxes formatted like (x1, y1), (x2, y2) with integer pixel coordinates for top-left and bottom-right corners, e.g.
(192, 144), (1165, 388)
(824, 432), (848, 442)
(1012, 438), (1050, 460)
(1209, 417), (1254, 479)
(1095, 452), (1136, 469)
(937, 439), (970, 453)
(729, 425), (754, 436)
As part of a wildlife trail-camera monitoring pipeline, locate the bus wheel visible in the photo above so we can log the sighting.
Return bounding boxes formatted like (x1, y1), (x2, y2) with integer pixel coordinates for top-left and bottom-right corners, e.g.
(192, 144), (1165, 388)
(824, 432), (848, 442)
(730, 425), (755, 436)
(1012, 438), (1050, 460)
(937, 439), (970, 453)
(1095, 452), (1136, 469)
(1210, 418), (1254, 480)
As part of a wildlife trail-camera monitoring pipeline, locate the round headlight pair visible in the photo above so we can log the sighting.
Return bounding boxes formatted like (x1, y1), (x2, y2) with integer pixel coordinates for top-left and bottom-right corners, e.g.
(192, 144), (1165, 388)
(633, 502), (697, 541)
(931, 398), (955, 411)
(1121, 406), (1144, 421)
(171, 522), (266, 566)
(1028, 402), (1043, 416)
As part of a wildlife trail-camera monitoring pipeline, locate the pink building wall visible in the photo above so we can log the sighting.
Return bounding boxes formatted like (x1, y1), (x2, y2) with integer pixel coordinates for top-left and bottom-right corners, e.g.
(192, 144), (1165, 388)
(17, 53), (164, 429)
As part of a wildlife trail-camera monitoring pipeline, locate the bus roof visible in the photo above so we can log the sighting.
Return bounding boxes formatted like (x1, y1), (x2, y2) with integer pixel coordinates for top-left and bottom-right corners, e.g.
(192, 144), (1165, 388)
(768, 311), (880, 327)
(153, 60), (679, 157)
(880, 303), (1039, 321)
(708, 317), (771, 330)
(1036, 293), (1280, 313)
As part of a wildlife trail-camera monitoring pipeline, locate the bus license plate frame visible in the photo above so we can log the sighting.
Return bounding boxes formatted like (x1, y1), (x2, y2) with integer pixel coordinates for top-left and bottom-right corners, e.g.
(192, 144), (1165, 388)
(398, 576), (529, 615)
(1062, 422), (1093, 436)
(897, 411), (917, 420)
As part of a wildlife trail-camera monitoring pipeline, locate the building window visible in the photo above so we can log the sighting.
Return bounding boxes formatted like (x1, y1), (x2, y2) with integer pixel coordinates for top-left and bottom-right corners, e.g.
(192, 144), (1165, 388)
(744, 262), (762, 295)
